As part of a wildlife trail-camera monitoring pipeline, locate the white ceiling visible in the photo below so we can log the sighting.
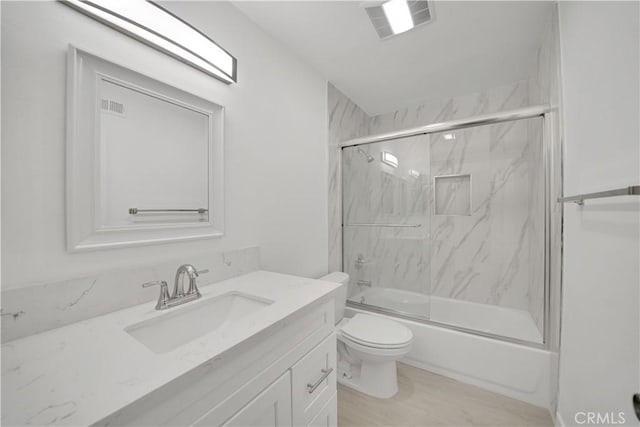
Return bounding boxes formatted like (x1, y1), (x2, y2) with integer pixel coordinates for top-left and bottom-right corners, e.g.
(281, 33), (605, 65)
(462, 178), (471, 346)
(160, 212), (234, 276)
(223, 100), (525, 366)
(232, 1), (554, 116)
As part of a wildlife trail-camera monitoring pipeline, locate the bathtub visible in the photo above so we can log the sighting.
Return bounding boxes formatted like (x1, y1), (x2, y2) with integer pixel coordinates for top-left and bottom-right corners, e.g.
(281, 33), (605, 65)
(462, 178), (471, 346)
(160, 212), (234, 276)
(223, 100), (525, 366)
(350, 287), (543, 343)
(346, 287), (551, 409)
(350, 287), (430, 314)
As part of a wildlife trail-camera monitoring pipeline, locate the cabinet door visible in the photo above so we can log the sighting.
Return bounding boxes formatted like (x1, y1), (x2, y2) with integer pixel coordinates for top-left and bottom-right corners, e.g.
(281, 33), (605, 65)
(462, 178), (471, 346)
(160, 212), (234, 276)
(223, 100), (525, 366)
(307, 393), (337, 427)
(291, 333), (337, 426)
(195, 371), (292, 427)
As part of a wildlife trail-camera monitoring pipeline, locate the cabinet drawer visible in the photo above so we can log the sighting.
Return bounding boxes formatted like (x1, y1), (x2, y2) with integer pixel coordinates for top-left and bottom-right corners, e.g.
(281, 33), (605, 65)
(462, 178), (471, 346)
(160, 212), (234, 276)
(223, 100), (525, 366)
(291, 333), (336, 426)
(307, 392), (337, 427)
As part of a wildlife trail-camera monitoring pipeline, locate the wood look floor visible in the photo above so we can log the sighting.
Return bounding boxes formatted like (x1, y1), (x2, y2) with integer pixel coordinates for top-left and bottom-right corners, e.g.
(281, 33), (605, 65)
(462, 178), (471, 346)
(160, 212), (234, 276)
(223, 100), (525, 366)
(337, 363), (553, 427)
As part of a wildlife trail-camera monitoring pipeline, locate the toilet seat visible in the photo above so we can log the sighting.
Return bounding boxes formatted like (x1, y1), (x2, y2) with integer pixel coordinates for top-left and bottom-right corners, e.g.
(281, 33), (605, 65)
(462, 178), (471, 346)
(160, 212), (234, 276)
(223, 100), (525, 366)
(339, 314), (413, 349)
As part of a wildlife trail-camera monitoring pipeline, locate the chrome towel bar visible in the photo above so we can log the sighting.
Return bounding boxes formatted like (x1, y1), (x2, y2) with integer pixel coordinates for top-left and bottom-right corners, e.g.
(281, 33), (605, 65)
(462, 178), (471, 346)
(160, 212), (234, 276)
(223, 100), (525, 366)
(129, 208), (208, 215)
(344, 223), (422, 228)
(558, 185), (640, 205)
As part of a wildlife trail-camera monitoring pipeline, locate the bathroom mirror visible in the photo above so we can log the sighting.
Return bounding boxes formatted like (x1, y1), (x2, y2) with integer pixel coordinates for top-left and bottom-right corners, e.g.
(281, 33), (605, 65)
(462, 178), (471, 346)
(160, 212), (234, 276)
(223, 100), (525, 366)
(66, 46), (224, 251)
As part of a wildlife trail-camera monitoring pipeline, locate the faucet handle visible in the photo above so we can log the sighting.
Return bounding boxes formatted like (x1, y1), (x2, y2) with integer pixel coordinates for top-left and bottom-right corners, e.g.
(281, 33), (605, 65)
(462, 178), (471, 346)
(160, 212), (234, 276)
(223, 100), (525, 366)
(142, 280), (166, 288)
(142, 280), (171, 310)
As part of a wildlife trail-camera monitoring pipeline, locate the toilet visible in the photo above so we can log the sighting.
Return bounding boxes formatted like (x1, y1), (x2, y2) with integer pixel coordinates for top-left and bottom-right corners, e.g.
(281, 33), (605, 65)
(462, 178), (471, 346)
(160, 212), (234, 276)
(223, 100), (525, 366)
(320, 272), (413, 399)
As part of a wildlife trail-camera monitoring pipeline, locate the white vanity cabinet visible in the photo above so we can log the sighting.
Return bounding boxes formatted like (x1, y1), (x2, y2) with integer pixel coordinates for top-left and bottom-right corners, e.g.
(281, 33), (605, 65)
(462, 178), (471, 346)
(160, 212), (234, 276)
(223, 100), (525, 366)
(212, 371), (292, 427)
(194, 333), (337, 427)
(308, 393), (338, 427)
(2, 272), (341, 427)
(291, 334), (337, 425)
(99, 298), (338, 427)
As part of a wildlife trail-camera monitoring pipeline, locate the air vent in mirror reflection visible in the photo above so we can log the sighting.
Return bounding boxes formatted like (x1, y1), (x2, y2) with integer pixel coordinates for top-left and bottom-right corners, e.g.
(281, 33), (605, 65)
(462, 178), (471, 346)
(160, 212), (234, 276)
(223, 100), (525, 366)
(100, 98), (125, 117)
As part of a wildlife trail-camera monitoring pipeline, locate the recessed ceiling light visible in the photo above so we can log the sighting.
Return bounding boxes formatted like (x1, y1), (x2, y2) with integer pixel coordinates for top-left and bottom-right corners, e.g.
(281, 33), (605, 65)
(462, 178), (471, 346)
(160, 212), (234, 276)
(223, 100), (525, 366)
(62, 0), (236, 84)
(364, 1), (433, 39)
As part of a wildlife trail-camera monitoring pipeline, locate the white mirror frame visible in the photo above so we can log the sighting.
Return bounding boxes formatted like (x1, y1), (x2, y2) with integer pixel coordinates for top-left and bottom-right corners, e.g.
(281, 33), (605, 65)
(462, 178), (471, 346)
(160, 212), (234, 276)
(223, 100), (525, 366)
(66, 45), (224, 252)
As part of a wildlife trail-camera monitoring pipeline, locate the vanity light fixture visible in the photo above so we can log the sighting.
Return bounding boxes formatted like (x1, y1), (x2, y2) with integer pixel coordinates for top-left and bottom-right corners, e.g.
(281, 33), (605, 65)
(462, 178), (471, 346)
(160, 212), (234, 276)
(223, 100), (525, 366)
(381, 151), (399, 168)
(62, 0), (237, 84)
(364, 0), (433, 39)
(443, 133), (456, 140)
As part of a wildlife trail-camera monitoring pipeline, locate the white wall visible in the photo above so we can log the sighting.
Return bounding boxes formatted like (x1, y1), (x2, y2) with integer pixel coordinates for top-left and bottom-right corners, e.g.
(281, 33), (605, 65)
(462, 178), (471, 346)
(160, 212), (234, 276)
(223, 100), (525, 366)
(1, 1), (328, 289)
(557, 2), (639, 425)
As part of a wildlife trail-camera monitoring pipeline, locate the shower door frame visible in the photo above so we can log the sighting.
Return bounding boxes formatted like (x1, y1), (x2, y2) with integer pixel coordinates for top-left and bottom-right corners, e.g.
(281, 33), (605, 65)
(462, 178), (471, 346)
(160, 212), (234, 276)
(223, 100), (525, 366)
(340, 105), (559, 350)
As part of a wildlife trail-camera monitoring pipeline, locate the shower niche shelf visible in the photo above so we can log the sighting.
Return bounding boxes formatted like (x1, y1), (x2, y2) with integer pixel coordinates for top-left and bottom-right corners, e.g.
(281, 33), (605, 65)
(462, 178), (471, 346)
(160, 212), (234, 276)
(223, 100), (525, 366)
(434, 174), (472, 216)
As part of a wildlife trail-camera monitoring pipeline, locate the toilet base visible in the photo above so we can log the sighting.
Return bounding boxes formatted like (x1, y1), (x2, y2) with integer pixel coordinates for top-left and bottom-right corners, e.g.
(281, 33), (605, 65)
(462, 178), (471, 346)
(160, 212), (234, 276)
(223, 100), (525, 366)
(335, 316), (412, 399)
(337, 359), (399, 399)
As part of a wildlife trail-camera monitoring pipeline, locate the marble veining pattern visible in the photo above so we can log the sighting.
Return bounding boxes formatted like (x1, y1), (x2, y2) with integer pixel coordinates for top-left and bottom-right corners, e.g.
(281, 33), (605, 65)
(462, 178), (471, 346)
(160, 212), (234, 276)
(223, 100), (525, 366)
(1, 271), (339, 426)
(368, 81), (530, 136)
(1, 246), (260, 343)
(330, 80), (548, 341)
(428, 118), (541, 313)
(327, 83), (371, 272)
(342, 134), (430, 302)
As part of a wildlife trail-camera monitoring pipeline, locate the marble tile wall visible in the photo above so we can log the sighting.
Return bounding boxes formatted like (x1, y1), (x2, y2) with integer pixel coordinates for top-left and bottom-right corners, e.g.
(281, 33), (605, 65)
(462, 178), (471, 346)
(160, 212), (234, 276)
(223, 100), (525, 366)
(341, 115), (543, 316)
(364, 80), (546, 320)
(1, 246), (260, 343)
(369, 81), (531, 135)
(329, 79), (549, 340)
(429, 118), (543, 314)
(342, 135), (431, 304)
(327, 83), (371, 272)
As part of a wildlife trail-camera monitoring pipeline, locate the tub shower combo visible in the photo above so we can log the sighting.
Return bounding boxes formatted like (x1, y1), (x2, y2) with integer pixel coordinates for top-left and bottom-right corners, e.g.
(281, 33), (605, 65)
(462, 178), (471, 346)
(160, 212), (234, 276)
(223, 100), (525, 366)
(341, 107), (557, 348)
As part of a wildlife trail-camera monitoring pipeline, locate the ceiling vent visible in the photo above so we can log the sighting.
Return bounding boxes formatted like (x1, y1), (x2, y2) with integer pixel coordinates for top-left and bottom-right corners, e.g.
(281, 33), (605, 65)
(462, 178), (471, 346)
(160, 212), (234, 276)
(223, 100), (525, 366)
(364, 0), (433, 39)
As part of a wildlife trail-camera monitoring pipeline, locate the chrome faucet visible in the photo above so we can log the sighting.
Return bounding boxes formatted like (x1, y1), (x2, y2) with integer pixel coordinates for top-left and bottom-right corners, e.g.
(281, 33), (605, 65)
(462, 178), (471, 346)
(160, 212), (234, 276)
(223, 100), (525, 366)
(142, 264), (209, 310)
(174, 264), (207, 299)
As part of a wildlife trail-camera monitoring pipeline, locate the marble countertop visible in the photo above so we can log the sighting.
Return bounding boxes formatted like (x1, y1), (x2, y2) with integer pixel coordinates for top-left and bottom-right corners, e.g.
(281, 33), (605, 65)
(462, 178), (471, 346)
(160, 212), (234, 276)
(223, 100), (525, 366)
(1, 271), (340, 426)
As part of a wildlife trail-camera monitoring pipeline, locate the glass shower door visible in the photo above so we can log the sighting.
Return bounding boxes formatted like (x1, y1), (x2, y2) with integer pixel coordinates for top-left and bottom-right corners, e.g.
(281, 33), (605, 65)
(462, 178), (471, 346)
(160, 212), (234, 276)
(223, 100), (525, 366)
(342, 134), (431, 318)
(341, 116), (545, 345)
(427, 117), (545, 343)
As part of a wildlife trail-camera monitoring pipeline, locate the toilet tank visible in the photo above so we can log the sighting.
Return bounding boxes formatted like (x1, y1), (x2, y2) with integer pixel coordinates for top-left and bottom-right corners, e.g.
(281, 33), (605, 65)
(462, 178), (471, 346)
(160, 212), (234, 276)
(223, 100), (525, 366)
(318, 272), (349, 324)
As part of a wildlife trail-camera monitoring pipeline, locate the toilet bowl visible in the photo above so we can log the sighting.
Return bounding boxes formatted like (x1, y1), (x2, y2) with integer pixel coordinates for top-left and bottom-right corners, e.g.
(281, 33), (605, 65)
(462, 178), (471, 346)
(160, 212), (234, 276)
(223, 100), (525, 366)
(320, 272), (413, 399)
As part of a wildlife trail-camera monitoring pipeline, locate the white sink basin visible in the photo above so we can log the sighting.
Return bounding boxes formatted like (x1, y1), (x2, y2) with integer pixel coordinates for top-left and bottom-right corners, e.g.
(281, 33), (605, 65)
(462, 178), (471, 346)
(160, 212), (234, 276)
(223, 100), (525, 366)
(125, 291), (274, 353)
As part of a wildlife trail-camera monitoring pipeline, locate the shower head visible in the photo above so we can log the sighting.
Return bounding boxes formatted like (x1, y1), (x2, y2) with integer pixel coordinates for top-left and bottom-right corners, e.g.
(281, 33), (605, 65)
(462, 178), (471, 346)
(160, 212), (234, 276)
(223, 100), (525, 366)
(356, 147), (375, 163)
